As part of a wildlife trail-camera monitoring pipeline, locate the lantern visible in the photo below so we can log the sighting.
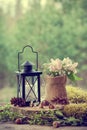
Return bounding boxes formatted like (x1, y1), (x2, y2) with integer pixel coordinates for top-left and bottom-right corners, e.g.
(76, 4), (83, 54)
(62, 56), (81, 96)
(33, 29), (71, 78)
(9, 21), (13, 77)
(16, 45), (42, 106)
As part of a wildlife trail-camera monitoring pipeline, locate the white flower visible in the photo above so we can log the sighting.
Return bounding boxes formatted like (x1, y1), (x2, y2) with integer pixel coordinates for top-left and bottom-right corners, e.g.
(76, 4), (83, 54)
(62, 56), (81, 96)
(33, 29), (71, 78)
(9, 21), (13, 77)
(67, 71), (71, 75)
(43, 57), (80, 81)
(62, 57), (78, 74)
(49, 58), (62, 72)
(62, 70), (66, 74)
(62, 57), (72, 65)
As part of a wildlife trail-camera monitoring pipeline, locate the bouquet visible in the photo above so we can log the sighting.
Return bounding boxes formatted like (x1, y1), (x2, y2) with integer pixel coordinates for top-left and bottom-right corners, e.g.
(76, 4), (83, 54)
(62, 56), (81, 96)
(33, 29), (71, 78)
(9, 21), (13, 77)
(43, 57), (82, 82)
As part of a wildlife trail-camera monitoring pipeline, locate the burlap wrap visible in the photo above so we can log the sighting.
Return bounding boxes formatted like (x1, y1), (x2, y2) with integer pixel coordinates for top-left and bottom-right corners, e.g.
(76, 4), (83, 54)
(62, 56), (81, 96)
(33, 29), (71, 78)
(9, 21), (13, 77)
(45, 75), (68, 104)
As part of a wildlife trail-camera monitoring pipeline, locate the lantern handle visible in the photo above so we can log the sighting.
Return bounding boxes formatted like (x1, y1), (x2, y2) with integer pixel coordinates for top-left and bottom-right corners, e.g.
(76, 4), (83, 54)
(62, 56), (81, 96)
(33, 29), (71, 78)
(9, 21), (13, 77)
(18, 45), (38, 72)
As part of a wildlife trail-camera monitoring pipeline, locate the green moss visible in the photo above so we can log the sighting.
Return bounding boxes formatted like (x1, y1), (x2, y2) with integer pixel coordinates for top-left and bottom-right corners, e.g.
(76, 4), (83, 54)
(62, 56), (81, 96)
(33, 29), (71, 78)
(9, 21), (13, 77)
(66, 86), (87, 103)
(62, 103), (87, 118)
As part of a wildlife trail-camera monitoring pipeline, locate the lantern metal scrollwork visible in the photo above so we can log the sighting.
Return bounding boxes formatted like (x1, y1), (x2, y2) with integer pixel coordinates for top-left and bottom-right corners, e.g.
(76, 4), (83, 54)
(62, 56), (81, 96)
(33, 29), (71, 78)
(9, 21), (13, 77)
(16, 45), (42, 106)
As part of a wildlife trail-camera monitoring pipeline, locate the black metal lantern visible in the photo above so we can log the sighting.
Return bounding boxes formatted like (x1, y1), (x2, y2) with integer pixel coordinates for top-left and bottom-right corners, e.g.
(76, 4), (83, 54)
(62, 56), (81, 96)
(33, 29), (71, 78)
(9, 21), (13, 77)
(22, 61), (33, 73)
(16, 45), (42, 106)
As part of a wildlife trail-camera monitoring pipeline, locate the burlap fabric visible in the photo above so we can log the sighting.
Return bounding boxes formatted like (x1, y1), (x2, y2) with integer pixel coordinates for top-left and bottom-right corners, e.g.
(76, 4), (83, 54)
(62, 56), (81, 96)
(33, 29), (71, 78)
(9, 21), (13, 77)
(45, 75), (68, 104)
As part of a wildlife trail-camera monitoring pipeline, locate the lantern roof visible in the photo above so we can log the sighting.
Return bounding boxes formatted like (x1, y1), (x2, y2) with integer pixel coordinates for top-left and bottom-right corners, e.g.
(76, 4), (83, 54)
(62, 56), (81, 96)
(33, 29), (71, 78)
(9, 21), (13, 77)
(22, 61), (33, 67)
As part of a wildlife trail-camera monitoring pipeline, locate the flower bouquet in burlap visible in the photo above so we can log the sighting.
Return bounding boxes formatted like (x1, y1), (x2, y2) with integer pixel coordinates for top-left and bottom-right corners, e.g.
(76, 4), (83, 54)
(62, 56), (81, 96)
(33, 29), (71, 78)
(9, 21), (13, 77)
(43, 57), (81, 105)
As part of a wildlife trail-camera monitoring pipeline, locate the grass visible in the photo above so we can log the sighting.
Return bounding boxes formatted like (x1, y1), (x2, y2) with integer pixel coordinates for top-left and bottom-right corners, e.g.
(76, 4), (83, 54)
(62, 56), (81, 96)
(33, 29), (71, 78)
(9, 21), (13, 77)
(0, 87), (17, 103)
(0, 85), (46, 104)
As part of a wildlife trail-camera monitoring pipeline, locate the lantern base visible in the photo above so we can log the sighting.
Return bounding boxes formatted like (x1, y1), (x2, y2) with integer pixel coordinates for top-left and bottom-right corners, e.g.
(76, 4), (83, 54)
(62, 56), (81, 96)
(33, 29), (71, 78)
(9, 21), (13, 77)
(25, 100), (39, 107)
(25, 101), (31, 106)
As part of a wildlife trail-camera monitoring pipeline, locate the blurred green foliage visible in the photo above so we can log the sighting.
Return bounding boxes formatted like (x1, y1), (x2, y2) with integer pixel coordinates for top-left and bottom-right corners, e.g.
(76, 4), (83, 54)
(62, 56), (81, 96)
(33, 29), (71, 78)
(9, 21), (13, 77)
(0, 0), (87, 88)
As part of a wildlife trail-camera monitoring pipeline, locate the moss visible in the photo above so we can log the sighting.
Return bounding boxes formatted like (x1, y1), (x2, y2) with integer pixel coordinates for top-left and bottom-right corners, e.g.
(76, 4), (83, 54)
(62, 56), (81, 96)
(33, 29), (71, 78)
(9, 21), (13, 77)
(66, 86), (87, 103)
(62, 103), (87, 118)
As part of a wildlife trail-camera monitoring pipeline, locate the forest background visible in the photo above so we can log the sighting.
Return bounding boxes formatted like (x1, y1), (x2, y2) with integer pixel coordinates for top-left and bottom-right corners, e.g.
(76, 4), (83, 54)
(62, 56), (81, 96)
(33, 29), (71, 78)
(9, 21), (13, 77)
(0, 0), (87, 100)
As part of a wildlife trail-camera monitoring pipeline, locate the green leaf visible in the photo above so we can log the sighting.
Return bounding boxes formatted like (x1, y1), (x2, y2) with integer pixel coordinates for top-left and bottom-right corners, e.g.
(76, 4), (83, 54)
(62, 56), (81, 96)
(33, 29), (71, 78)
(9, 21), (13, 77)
(73, 74), (83, 81)
(68, 73), (82, 82)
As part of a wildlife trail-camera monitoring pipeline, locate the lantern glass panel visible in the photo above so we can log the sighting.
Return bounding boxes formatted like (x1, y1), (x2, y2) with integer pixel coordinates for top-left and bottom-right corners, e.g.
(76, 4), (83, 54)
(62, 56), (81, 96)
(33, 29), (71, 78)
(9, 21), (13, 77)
(25, 76), (38, 102)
